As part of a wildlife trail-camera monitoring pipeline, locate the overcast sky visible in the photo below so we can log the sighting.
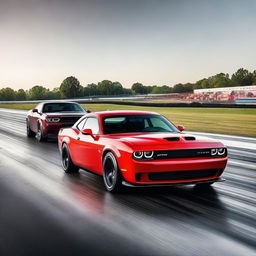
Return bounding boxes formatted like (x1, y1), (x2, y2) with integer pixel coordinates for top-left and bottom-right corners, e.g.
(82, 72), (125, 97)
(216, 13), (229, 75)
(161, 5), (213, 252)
(0, 0), (255, 89)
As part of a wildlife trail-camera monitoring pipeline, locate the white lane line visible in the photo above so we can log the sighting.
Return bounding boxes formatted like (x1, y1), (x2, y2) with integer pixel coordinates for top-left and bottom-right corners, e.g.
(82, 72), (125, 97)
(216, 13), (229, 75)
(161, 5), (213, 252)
(190, 131), (256, 142)
(228, 149), (256, 155)
(228, 160), (256, 170)
(189, 132), (256, 150)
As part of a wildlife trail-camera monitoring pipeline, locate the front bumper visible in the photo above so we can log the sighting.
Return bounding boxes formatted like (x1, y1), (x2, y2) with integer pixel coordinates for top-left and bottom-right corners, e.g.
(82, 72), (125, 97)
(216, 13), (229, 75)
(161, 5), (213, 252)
(43, 123), (73, 136)
(119, 156), (228, 185)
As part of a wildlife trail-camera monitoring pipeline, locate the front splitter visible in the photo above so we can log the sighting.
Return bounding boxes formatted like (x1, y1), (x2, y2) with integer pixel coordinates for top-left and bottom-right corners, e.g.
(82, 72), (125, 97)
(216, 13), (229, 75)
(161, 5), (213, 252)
(122, 177), (225, 188)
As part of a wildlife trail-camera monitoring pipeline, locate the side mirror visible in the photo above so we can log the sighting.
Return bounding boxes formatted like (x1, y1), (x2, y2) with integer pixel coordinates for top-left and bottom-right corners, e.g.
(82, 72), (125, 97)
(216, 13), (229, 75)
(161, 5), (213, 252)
(32, 109), (38, 113)
(177, 125), (185, 132)
(87, 109), (91, 113)
(81, 128), (93, 136)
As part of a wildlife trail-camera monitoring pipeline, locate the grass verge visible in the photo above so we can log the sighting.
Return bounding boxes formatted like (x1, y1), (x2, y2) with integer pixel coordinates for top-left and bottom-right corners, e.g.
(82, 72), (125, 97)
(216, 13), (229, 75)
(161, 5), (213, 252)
(0, 103), (255, 137)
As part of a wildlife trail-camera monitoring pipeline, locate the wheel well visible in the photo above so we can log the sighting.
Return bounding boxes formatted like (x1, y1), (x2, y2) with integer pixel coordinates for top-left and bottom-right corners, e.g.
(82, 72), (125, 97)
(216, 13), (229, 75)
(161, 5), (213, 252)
(61, 142), (67, 149)
(102, 149), (113, 162)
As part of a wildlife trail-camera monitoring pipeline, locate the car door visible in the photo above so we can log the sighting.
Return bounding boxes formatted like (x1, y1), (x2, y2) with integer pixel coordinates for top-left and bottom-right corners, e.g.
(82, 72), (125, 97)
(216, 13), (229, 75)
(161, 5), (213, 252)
(75, 117), (101, 173)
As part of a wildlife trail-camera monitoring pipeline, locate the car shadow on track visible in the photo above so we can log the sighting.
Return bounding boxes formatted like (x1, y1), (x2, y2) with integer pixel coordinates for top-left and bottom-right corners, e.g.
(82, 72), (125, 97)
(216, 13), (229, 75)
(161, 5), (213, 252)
(62, 171), (227, 225)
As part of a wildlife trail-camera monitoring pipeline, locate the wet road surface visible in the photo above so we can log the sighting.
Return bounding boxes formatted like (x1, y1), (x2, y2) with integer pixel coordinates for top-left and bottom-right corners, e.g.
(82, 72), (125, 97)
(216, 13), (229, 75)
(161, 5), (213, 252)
(0, 109), (255, 256)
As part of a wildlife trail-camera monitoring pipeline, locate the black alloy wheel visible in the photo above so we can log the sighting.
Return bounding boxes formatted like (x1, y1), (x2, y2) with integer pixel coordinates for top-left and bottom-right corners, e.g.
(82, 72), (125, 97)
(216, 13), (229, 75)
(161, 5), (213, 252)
(61, 143), (79, 173)
(36, 123), (47, 142)
(103, 152), (122, 192)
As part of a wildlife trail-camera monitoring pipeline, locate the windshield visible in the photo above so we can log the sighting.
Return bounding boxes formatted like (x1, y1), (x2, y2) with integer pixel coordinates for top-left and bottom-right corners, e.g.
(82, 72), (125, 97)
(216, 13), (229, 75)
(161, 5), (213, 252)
(103, 114), (179, 134)
(42, 103), (85, 113)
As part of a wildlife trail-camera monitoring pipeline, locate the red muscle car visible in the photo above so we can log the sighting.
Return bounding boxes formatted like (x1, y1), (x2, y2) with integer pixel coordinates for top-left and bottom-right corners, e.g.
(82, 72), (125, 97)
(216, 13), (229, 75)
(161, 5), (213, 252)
(26, 102), (88, 142)
(58, 111), (228, 192)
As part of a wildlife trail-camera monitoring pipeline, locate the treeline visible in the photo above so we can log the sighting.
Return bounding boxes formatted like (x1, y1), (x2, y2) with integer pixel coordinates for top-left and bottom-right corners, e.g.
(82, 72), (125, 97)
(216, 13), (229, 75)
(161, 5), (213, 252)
(0, 68), (256, 101)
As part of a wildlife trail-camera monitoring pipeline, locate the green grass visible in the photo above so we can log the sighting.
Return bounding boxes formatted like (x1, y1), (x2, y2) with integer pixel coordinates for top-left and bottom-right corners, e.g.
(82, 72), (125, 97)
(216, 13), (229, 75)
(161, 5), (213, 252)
(1, 103), (255, 137)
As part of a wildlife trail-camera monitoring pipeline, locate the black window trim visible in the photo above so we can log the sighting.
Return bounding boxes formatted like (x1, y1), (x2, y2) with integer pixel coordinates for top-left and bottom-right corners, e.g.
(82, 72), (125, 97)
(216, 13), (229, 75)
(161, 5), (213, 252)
(77, 116), (100, 135)
(76, 117), (87, 131)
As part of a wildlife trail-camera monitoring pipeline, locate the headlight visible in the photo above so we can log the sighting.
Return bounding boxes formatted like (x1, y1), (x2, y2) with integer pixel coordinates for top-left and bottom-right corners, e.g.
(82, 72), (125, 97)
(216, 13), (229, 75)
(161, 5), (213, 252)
(46, 117), (60, 123)
(144, 151), (154, 158)
(133, 151), (154, 160)
(211, 148), (218, 156)
(211, 148), (226, 156)
(133, 151), (143, 159)
(217, 148), (226, 155)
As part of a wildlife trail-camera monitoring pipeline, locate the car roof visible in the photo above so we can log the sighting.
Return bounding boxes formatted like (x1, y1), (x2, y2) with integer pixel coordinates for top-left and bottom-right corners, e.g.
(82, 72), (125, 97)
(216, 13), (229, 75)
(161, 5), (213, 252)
(90, 110), (160, 118)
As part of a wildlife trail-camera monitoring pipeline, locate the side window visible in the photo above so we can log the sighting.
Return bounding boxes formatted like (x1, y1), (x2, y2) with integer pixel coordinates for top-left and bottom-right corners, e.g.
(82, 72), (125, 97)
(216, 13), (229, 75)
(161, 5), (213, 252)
(83, 117), (99, 134)
(144, 119), (149, 128)
(150, 117), (170, 130)
(77, 118), (87, 131)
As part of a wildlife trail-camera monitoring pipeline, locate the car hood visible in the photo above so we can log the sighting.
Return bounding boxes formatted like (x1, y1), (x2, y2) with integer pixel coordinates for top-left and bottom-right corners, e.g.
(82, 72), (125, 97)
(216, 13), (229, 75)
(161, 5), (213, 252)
(114, 132), (224, 150)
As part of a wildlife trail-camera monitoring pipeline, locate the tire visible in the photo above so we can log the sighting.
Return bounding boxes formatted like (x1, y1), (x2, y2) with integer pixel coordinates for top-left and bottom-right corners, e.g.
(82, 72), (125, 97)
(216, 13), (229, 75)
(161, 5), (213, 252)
(26, 119), (35, 137)
(103, 152), (122, 192)
(36, 123), (47, 142)
(61, 143), (79, 173)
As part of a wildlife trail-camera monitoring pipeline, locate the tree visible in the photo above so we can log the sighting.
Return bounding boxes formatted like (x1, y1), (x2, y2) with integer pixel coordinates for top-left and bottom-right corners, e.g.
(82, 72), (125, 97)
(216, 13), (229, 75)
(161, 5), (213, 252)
(131, 83), (148, 94)
(194, 79), (205, 89)
(60, 76), (82, 98)
(122, 88), (133, 95)
(151, 85), (172, 94)
(28, 85), (48, 100)
(111, 81), (124, 95)
(16, 89), (27, 100)
(207, 73), (233, 88)
(97, 80), (114, 95)
(45, 87), (61, 99)
(252, 70), (256, 84)
(84, 83), (98, 96)
(172, 83), (194, 93)
(0, 87), (16, 100)
(231, 68), (253, 86)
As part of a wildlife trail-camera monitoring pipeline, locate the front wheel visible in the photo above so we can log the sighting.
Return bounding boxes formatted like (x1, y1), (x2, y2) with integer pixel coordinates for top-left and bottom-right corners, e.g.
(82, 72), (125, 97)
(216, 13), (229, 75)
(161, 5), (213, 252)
(61, 143), (79, 173)
(36, 123), (47, 142)
(103, 152), (122, 192)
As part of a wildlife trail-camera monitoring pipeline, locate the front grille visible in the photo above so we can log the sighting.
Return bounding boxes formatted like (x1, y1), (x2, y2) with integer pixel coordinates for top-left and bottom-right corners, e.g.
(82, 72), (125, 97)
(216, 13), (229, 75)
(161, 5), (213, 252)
(148, 169), (218, 181)
(59, 117), (81, 123)
(154, 148), (226, 160)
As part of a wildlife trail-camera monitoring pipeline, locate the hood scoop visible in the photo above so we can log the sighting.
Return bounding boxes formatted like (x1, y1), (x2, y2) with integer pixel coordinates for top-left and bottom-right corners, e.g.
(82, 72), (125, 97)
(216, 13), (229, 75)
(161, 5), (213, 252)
(164, 137), (180, 141)
(184, 136), (196, 141)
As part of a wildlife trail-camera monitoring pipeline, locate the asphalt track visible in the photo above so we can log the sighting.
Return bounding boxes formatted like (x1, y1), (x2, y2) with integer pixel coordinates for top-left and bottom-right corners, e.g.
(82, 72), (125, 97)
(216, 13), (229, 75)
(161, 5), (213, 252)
(0, 108), (255, 256)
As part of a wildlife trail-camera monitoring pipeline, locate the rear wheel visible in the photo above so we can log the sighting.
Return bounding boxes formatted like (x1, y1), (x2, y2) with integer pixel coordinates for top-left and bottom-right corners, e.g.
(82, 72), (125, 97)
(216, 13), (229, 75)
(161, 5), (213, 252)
(61, 143), (79, 173)
(36, 123), (47, 142)
(103, 152), (122, 192)
(26, 119), (35, 137)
